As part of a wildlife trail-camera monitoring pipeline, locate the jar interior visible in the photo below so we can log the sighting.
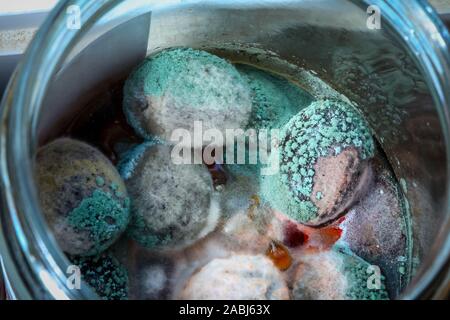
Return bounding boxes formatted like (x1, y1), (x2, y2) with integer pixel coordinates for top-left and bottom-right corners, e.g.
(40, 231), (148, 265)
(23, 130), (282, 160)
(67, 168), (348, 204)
(33, 1), (447, 299)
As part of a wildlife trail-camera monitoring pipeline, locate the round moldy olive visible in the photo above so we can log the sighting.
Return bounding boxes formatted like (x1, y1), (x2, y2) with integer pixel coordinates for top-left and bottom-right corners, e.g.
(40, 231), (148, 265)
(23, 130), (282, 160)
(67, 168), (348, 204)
(339, 151), (409, 295)
(118, 143), (219, 249)
(36, 138), (130, 256)
(260, 99), (375, 226)
(123, 47), (252, 146)
(178, 254), (289, 300)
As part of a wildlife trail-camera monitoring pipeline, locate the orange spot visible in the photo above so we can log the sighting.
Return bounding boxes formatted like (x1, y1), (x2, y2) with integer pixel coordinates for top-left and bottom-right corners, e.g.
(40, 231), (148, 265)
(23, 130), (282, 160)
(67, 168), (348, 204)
(266, 241), (292, 271)
(314, 226), (342, 249)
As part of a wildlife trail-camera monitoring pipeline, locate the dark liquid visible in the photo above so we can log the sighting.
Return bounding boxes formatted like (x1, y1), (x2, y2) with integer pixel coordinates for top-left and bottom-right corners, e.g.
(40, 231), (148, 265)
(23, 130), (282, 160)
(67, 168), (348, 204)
(65, 80), (142, 164)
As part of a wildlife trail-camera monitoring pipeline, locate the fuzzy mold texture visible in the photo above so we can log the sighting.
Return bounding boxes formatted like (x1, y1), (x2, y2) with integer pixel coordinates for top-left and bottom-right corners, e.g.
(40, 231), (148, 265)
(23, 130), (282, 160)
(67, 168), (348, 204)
(261, 99), (374, 225)
(36, 138), (130, 256)
(123, 48), (252, 146)
(179, 254), (289, 300)
(292, 249), (389, 300)
(120, 143), (219, 249)
(70, 254), (129, 300)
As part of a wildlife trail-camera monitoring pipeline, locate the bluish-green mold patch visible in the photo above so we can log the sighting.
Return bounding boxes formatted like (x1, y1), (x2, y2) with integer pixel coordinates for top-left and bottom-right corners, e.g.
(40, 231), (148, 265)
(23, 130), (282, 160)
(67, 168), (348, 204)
(293, 247), (389, 300)
(261, 99), (374, 224)
(260, 167), (318, 223)
(123, 48), (251, 139)
(136, 48), (244, 104)
(226, 65), (313, 177)
(95, 176), (105, 187)
(336, 248), (389, 300)
(236, 64), (314, 130)
(70, 254), (128, 300)
(36, 138), (131, 257)
(117, 140), (160, 180)
(126, 210), (174, 248)
(68, 189), (130, 256)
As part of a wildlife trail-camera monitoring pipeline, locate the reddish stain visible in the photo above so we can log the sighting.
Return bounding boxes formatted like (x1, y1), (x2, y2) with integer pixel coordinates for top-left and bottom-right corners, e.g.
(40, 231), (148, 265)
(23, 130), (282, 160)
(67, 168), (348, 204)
(276, 210), (343, 251)
(283, 221), (309, 247)
(337, 215), (346, 224)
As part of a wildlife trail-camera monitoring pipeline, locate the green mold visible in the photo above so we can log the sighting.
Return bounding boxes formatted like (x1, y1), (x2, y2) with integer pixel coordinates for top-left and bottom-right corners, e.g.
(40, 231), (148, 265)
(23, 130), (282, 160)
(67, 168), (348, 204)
(264, 99), (375, 223)
(226, 65), (313, 177)
(237, 64), (313, 130)
(292, 248), (389, 300)
(68, 189), (130, 256)
(70, 254), (128, 300)
(126, 208), (173, 248)
(36, 138), (131, 257)
(260, 162), (318, 224)
(95, 176), (105, 187)
(139, 48), (244, 105)
(123, 48), (250, 138)
(342, 252), (389, 300)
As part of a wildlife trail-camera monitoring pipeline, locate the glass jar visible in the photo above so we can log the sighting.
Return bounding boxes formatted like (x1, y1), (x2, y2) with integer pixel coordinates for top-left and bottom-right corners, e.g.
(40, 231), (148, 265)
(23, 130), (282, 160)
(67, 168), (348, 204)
(0, 0), (449, 299)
